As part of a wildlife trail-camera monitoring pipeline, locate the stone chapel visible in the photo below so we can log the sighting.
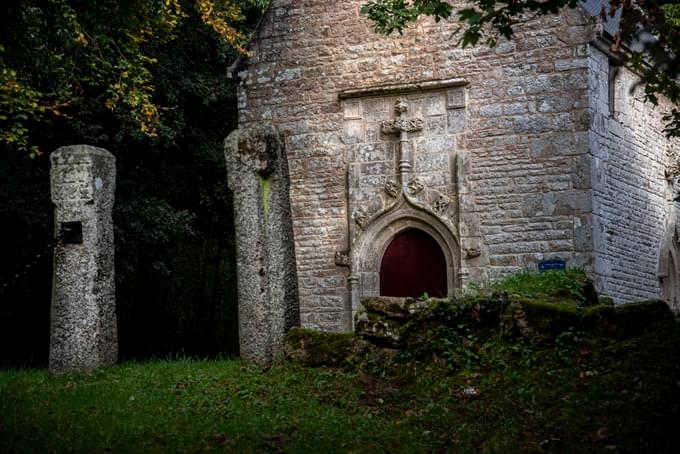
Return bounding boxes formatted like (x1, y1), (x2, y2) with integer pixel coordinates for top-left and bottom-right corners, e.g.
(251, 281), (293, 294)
(229, 0), (680, 332)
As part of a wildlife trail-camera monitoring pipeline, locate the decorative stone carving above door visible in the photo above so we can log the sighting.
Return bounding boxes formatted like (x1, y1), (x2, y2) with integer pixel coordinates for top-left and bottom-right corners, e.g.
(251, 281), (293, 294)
(339, 82), (467, 322)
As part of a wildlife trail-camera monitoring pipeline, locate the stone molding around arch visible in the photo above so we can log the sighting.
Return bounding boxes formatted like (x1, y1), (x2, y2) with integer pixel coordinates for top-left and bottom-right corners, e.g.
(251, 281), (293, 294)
(346, 195), (461, 326)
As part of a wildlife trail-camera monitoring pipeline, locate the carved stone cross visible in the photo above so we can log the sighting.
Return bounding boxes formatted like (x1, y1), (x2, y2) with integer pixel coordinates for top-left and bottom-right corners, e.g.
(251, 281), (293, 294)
(382, 98), (423, 184)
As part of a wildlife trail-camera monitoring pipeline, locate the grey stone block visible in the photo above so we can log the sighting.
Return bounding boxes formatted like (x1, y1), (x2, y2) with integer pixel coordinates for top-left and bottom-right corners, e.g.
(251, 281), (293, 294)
(49, 145), (117, 374)
(224, 124), (300, 367)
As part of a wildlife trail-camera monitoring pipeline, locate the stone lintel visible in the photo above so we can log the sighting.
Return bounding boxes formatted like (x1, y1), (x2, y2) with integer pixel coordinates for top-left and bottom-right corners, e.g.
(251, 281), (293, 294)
(338, 78), (468, 100)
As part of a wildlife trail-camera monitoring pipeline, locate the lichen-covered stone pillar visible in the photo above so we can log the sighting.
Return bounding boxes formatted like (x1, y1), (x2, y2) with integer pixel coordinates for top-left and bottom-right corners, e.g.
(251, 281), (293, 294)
(49, 145), (117, 374)
(224, 124), (300, 366)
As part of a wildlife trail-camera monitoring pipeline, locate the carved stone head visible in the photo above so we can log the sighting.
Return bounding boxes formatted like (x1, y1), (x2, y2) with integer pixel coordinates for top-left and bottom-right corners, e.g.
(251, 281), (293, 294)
(384, 180), (400, 198)
(407, 177), (424, 195)
(395, 98), (408, 114)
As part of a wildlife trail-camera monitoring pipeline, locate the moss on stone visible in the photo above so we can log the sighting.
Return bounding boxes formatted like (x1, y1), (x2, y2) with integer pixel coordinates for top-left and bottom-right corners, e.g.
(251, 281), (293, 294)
(582, 299), (673, 338)
(361, 296), (415, 319)
(355, 289), (674, 354)
(503, 297), (581, 340)
(492, 268), (597, 305)
(355, 311), (403, 348)
(598, 296), (615, 306)
(258, 174), (271, 237)
(284, 328), (362, 367)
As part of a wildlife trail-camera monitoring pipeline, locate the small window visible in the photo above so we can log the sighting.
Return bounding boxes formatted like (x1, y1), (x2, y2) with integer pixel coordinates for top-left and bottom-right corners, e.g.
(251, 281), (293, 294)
(608, 63), (619, 118)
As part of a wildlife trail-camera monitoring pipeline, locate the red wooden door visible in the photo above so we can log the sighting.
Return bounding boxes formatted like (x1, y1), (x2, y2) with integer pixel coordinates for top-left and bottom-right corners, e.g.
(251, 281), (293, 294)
(379, 229), (447, 298)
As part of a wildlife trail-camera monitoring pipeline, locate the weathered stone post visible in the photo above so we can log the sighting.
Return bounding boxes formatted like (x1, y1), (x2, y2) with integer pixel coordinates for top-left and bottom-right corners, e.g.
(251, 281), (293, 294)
(49, 145), (117, 374)
(224, 124), (300, 366)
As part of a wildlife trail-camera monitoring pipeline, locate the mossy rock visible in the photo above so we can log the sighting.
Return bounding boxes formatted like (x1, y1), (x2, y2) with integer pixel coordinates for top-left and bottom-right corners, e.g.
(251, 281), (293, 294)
(582, 300), (674, 339)
(356, 291), (674, 351)
(503, 298), (674, 341)
(361, 296), (418, 319)
(598, 296), (615, 306)
(492, 268), (598, 306)
(427, 294), (508, 326)
(356, 295), (510, 350)
(284, 328), (370, 367)
(355, 311), (404, 348)
(502, 297), (581, 341)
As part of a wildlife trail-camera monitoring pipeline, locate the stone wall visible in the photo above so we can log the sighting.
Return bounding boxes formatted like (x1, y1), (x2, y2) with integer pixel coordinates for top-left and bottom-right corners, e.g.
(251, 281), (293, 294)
(235, 0), (599, 330)
(587, 45), (677, 302)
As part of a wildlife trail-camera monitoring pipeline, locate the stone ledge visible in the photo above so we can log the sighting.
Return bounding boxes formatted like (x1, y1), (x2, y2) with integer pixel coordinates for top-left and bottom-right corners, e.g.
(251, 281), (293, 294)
(285, 298), (675, 368)
(338, 78), (468, 100)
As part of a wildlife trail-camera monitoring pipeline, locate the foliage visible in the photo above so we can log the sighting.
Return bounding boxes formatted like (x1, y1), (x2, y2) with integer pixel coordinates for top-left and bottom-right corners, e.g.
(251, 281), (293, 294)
(362, 0), (680, 137)
(492, 268), (590, 303)
(2, 321), (679, 452)
(0, 0), (268, 366)
(0, 0), (253, 156)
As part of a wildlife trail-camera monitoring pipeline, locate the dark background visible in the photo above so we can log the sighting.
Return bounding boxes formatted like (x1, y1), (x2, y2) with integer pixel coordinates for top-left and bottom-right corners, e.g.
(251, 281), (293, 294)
(0, 1), (265, 368)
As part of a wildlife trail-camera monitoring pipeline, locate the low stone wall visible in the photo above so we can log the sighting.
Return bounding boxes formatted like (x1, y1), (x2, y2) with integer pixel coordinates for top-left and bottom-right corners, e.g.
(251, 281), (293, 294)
(285, 294), (674, 367)
(358, 295), (673, 347)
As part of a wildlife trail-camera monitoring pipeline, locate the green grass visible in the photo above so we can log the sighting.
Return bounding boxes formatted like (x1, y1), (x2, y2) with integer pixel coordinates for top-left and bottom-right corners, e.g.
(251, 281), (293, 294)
(492, 267), (592, 303)
(0, 359), (427, 453)
(2, 323), (680, 453)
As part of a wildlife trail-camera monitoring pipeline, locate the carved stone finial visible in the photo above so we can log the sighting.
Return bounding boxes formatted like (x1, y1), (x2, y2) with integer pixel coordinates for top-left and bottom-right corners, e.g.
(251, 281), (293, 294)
(334, 251), (350, 267)
(395, 97), (408, 114)
(464, 247), (481, 259)
(665, 146), (680, 200)
(384, 180), (400, 198)
(352, 206), (370, 228)
(407, 177), (424, 196)
(381, 99), (424, 135)
(432, 194), (450, 215)
(665, 146), (680, 180)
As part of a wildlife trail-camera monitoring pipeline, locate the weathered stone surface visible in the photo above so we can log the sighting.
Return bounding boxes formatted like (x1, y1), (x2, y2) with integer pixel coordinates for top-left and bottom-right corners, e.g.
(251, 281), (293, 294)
(354, 312), (403, 348)
(502, 298), (674, 340)
(357, 293), (672, 348)
(356, 294), (509, 348)
(49, 145), (117, 374)
(588, 47), (680, 304)
(581, 300), (673, 338)
(284, 327), (372, 367)
(360, 296), (418, 319)
(233, 0), (680, 329)
(501, 299), (582, 340)
(224, 123), (300, 366)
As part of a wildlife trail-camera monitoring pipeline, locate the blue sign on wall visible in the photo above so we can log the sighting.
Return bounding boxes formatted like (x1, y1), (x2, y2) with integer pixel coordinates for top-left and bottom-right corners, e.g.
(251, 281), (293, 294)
(538, 259), (567, 272)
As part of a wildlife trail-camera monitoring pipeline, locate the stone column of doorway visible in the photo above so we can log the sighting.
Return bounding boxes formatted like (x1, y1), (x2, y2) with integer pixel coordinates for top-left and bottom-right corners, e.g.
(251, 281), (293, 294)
(49, 145), (117, 374)
(224, 124), (300, 367)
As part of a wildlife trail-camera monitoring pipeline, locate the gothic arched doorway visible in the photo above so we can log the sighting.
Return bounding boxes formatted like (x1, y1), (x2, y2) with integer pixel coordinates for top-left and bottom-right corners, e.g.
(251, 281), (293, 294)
(379, 228), (447, 298)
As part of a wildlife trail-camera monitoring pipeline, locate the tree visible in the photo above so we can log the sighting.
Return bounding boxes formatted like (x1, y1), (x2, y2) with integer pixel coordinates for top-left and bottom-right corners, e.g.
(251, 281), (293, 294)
(361, 0), (680, 137)
(0, 0), (266, 366)
(0, 0), (256, 157)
